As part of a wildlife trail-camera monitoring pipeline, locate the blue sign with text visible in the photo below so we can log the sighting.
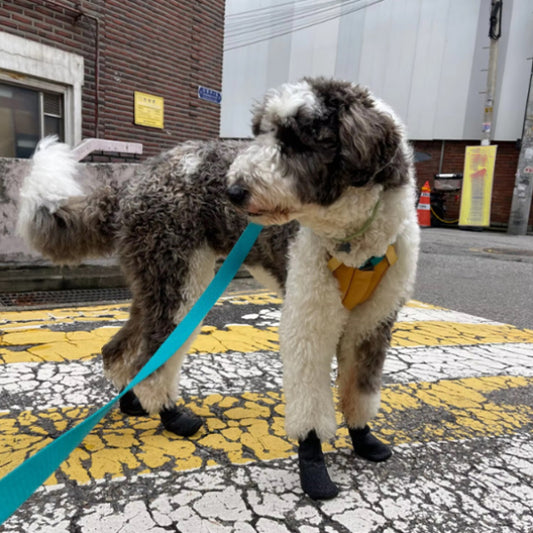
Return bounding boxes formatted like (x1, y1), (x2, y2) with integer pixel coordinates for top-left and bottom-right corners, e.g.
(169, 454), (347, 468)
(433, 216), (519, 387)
(198, 86), (222, 104)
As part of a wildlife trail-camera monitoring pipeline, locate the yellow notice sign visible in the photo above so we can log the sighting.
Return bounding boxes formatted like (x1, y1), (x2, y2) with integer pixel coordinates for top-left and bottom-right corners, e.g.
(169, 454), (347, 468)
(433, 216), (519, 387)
(459, 145), (497, 227)
(134, 91), (164, 129)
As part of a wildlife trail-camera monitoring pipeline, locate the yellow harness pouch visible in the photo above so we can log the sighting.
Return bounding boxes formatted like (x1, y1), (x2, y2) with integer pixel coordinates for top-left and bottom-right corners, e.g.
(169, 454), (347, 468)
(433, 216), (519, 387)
(327, 245), (397, 310)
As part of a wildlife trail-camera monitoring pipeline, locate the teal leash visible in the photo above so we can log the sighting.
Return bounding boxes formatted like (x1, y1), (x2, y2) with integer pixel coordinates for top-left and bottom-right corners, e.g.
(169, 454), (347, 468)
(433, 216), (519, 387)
(0, 222), (263, 525)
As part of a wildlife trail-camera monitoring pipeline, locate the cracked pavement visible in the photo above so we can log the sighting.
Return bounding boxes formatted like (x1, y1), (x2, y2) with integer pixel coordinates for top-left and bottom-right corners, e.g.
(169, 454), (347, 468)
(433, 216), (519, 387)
(0, 287), (532, 532)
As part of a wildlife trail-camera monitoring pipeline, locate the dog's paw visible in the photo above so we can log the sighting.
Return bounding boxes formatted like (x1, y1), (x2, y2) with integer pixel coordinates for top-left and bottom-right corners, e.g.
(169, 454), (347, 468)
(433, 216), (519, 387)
(298, 430), (339, 500)
(299, 458), (339, 500)
(349, 425), (392, 462)
(119, 389), (149, 417)
(160, 406), (203, 437)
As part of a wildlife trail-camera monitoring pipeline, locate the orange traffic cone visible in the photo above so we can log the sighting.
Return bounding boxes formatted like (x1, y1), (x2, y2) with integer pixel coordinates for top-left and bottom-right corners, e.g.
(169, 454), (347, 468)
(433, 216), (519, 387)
(417, 181), (431, 227)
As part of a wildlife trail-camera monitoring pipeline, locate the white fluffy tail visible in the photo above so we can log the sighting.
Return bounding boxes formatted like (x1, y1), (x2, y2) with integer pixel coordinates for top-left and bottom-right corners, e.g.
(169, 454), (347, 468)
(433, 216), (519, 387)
(17, 136), (83, 245)
(16, 136), (119, 264)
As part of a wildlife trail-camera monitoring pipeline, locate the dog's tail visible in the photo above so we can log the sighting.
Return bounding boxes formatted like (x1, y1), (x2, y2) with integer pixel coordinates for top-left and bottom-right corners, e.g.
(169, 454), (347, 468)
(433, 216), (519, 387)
(17, 136), (120, 264)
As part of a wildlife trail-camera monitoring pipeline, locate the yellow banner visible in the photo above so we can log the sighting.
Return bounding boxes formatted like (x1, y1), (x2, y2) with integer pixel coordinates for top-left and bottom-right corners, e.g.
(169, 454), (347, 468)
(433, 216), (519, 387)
(459, 145), (497, 227)
(134, 91), (164, 129)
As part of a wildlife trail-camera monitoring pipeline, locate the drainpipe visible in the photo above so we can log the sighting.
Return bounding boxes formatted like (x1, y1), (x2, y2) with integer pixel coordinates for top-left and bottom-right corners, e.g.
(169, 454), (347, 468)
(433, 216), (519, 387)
(481, 0), (502, 146)
(44, 1), (101, 138)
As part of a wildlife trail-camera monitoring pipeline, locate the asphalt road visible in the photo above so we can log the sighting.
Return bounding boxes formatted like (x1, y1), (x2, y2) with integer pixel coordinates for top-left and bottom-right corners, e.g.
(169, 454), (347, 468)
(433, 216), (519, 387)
(1, 291), (532, 532)
(414, 227), (533, 330)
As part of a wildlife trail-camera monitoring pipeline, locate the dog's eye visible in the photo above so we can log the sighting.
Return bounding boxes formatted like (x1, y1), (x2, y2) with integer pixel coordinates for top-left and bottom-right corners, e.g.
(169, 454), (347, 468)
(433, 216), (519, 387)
(257, 118), (277, 135)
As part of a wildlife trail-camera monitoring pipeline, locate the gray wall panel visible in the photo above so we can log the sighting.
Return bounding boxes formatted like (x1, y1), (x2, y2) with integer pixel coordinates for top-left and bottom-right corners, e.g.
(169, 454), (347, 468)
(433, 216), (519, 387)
(221, 0), (531, 141)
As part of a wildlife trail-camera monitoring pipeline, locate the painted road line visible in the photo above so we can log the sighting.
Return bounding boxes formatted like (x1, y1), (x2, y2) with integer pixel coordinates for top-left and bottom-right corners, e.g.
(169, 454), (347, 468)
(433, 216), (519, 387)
(2, 318), (533, 364)
(239, 301), (509, 326)
(399, 303), (504, 324)
(214, 299), (506, 327)
(0, 291), (280, 330)
(2, 343), (533, 411)
(0, 292), (507, 335)
(0, 359), (114, 410)
(384, 342), (533, 383)
(3, 432), (531, 533)
(1, 291), (526, 368)
(1, 375), (531, 486)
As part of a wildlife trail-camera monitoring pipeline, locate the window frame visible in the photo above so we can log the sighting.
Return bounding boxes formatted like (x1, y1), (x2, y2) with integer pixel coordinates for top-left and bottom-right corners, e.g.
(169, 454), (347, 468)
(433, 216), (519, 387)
(0, 77), (67, 145)
(0, 31), (84, 147)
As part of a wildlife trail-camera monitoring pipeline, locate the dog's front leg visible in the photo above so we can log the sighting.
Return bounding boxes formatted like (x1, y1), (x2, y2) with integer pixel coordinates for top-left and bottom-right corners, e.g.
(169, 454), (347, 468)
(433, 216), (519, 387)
(280, 228), (348, 499)
(337, 315), (395, 462)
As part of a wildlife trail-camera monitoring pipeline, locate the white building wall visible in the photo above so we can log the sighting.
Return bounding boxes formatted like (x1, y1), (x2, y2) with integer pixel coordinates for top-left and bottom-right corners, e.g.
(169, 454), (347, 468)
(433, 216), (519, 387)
(221, 0), (532, 141)
(431, 0), (481, 140)
(495, 0), (533, 140)
(406, 0), (449, 139)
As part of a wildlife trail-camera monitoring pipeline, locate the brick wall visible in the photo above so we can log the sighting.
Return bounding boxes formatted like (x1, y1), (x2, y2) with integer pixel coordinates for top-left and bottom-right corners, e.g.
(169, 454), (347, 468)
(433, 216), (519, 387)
(413, 139), (531, 227)
(1, 0), (225, 158)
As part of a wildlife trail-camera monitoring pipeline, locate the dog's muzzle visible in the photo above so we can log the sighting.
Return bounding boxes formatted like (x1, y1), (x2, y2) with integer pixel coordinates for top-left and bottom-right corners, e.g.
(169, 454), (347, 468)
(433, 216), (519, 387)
(226, 184), (250, 208)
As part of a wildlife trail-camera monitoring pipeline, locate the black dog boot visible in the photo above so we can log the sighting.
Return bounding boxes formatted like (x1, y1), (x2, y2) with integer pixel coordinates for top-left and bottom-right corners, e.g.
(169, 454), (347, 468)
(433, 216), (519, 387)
(160, 405), (203, 437)
(119, 389), (149, 417)
(349, 425), (392, 462)
(298, 430), (339, 500)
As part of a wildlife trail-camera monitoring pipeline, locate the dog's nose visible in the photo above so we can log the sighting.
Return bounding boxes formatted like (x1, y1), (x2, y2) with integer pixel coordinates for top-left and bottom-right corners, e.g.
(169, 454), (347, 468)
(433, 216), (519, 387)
(226, 184), (250, 207)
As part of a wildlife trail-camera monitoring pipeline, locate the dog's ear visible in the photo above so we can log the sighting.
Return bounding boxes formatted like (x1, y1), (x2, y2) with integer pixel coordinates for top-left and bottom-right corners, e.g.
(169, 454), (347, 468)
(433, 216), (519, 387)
(337, 89), (402, 187)
(251, 88), (337, 158)
(251, 100), (267, 136)
(277, 112), (337, 156)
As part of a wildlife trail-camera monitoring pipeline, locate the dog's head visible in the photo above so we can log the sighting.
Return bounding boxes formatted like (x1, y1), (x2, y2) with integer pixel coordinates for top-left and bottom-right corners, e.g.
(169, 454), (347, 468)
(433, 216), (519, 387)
(227, 77), (411, 227)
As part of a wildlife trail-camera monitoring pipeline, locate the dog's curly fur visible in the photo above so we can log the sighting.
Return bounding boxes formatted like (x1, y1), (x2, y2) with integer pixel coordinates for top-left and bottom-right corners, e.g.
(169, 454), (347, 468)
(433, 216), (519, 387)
(17, 77), (419, 499)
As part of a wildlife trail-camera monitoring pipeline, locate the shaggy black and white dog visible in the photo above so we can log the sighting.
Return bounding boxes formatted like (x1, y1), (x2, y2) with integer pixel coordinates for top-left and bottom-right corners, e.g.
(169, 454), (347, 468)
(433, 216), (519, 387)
(17, 77), (419, 500)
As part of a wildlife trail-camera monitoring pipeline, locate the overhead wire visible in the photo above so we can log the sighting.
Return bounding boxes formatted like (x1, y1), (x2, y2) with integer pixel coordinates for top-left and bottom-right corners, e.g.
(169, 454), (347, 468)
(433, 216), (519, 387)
(226, 1), (343, 37)
(225, 0), (378, 46)
(226, 0), (343, 28)
(224, 0), (383, 51)
(227, 0), (319, 19)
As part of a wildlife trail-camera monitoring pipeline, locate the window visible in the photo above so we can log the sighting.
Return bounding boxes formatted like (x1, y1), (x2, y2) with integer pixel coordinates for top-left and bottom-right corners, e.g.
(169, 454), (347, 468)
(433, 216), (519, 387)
(0, 31), (84, 154)
(0, 82), (65, 158)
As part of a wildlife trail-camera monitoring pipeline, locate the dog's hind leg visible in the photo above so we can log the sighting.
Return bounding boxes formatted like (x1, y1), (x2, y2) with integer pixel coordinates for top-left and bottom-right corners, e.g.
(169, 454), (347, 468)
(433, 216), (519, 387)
(135, 245), (217, 436)
(101, 299), (149, 416)
(337, 315), (396, 462)
(117, 243), (217, 436)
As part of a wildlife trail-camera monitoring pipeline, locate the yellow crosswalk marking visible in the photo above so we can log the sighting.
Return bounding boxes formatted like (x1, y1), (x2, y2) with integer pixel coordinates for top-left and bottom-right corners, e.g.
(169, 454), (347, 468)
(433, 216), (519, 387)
(0, 304), (130, 328)
(1, 376), (531, 486)
(0, 292), (281, 331)
(2, 321), (533, 364)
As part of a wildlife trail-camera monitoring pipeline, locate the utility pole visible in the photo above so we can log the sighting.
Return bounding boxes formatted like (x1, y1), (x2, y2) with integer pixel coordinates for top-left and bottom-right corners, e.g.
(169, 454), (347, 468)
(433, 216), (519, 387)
(507, 59), (533, 235)
(460, 1), (501, 229)
(481, 0), (502, 146)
